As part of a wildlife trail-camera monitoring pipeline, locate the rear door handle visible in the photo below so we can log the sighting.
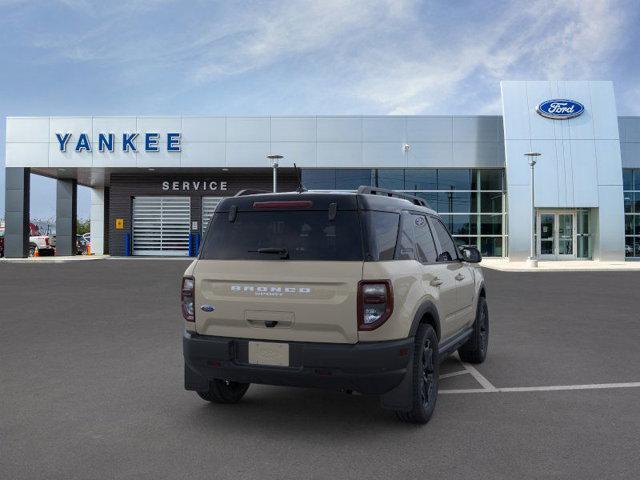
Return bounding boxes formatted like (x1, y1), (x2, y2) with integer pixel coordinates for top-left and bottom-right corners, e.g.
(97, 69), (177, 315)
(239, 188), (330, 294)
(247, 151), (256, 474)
(455, 273), (465, 281)
(430, 278), (443, 287)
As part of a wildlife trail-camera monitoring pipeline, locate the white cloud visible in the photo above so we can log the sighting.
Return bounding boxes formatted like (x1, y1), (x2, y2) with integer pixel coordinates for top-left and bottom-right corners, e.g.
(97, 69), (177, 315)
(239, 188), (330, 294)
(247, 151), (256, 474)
(189, 0), (418, 83)
(9, 0), (633, 114)
(348, 0), (629, 113)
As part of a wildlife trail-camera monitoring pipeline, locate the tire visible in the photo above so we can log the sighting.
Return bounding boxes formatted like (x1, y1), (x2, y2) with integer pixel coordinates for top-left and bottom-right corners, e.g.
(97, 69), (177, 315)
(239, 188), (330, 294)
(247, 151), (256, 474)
(396, 324), (439, 424)
(196, 379), (250, 404)
(29, 244), (36, 257)
(458, 296), (489, 364)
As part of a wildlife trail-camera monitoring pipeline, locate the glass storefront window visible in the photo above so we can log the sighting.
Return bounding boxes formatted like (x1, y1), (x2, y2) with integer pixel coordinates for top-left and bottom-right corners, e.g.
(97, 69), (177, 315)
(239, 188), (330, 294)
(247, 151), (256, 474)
(480, 169), (503, 190)
(623, 169), (640, 259)
(405, 169), (437, 190)
(480, 215), (502, 235)
(480, 192), (502, 213)
(578, 235), (590, 258)
(413, 192), (438, 210)
(480, 237), (502, 257)
(625, 215), (634, 235)
(335, 169), (373, 190)
(625, 237), (636, 258)
(377, 169), (405, 190)
(301, 169), (335, 190)
(623, 169), (634, 190)
(577, 209), (592, 259)
(301, 167), (507, 257)
(437, 169), (472, 190)
(439, 215), (478, 235)
(453, 236), (476, 248)
(624, 193), (633, 213)
(437, 192), (475, 213)
(301, 169), (374, 190)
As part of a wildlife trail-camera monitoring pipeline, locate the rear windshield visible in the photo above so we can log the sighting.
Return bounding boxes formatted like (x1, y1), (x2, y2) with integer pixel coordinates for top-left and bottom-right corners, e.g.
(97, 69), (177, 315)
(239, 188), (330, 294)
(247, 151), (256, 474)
(200, 211), (364, 261)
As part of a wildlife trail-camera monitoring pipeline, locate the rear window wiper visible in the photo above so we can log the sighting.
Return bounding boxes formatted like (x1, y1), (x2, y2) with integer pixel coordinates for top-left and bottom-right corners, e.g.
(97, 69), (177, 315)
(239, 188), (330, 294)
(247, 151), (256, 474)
(248, 247), (290, 259)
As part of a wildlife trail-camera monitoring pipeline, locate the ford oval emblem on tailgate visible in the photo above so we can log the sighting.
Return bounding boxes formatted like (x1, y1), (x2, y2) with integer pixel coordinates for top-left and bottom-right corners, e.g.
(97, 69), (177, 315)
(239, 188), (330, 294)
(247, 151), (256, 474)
(200, 305), (215, 312)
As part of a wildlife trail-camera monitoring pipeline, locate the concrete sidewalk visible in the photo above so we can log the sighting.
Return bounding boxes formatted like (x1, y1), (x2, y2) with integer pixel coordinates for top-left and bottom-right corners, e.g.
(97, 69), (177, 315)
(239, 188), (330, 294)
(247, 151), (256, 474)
(0, 255), (193, 263)
(3, 255), (639, 270)
(0, 255), (108, 263)
(481, 258), (640, 272)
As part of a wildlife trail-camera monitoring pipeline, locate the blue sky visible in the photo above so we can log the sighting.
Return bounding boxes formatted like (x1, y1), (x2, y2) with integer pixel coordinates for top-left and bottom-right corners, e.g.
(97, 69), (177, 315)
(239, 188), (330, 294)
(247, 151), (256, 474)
(1, 0), (639, 219)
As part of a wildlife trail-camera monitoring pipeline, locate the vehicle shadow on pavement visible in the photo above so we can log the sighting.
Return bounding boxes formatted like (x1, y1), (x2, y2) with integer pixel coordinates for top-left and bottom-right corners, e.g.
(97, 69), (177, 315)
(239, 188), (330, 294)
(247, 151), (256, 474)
(185, 386), (400, 430)
(179, 356), (477, 433)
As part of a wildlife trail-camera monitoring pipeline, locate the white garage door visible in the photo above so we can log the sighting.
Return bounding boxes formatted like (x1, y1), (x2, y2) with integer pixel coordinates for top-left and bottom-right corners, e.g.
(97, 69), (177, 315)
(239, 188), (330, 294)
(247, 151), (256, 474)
(132, 196), (191, 256)
(202, 197), (223, 236)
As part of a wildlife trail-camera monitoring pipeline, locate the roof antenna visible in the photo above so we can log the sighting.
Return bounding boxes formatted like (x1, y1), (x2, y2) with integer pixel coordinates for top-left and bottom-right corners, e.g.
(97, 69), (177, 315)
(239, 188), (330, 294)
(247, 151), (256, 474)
(294, 162), (306, 193)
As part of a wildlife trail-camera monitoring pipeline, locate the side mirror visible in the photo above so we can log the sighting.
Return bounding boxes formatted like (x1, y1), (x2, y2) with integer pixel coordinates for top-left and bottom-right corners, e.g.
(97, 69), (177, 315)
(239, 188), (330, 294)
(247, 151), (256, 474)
(459, 246), (482, 263)
(454, 238), (466, 248)
(436, 251), (453, 262)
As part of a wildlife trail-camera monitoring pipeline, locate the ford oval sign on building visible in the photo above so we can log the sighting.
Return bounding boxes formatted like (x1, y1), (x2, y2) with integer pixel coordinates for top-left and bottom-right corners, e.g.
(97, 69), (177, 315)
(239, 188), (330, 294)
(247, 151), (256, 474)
(536, 99), (585, 120)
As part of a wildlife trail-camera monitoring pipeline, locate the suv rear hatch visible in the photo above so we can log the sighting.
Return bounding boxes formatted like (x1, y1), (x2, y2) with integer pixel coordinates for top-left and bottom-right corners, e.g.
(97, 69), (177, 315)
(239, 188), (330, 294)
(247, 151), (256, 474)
(193, 194), (364, 344)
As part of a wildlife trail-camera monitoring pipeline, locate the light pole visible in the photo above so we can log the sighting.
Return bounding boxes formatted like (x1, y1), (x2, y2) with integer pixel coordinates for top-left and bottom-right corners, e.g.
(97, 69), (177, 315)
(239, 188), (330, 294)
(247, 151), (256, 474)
(267, 154), (283, 193)
(525, 152), (541, 267)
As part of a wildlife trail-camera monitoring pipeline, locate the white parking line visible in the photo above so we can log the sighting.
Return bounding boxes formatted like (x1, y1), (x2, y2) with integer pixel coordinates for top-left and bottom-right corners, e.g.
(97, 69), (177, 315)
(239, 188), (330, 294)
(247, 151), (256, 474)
(460, 362), (497, 391)
(439, 370), (469, 379)
(439, 357), (640, 394)
(440, 382), (640, 394)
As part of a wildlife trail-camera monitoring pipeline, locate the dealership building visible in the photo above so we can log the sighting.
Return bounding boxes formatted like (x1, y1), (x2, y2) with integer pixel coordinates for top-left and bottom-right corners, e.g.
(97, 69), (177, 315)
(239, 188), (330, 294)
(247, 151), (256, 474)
(3, 80), (640, 261)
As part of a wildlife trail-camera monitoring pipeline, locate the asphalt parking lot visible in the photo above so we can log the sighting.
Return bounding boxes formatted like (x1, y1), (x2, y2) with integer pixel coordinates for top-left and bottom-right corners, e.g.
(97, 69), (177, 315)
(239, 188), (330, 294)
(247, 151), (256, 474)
(1, 260), (639, 480)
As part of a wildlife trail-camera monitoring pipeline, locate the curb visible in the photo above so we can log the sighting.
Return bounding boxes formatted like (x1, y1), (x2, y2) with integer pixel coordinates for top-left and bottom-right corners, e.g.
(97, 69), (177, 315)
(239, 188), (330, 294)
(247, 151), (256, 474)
(0, 256), (108, 264)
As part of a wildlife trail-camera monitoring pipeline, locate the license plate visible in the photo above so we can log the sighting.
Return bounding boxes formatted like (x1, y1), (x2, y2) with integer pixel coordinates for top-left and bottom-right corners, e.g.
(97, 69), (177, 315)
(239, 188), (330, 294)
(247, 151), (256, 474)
(248, 341), (290, 367)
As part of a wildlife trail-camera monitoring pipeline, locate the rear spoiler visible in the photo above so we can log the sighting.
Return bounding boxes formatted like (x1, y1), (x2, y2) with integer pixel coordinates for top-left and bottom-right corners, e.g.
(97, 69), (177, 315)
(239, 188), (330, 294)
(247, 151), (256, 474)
(234, 189), (270, 197)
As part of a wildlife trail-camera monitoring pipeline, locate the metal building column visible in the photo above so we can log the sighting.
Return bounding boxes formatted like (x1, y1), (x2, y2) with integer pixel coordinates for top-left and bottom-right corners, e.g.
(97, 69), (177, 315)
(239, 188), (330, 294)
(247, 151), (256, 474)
(4, 167), (30, 258)
(55, 179), (77, 256)
(103, 187), (110, 254)
(90, 187), (105, 255)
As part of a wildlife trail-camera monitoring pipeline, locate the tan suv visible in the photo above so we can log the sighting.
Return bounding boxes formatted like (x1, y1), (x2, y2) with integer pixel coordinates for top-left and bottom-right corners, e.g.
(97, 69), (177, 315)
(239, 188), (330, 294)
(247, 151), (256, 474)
(182, 187), (488, 423)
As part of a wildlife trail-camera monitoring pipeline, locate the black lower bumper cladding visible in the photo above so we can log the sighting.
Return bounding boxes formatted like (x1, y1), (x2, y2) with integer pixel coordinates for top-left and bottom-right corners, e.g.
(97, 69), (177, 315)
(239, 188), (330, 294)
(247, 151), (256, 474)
(183, 331), (413, 395)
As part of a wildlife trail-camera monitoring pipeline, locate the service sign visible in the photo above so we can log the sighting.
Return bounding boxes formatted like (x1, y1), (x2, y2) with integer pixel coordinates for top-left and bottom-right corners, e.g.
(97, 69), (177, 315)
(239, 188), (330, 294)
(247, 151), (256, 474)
(536, 99), (584, 120)
(162, 180), (228, 192)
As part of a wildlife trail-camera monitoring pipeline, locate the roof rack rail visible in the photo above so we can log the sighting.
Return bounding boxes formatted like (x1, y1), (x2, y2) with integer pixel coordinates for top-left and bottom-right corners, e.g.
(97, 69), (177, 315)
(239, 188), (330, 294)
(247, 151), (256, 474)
(234, 189), (270, 197)
(356, 186), (429, 208)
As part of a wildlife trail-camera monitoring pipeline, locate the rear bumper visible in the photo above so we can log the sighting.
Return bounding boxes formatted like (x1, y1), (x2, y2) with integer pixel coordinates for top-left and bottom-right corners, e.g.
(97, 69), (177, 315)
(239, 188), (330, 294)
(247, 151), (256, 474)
(183, 331), (413, 395)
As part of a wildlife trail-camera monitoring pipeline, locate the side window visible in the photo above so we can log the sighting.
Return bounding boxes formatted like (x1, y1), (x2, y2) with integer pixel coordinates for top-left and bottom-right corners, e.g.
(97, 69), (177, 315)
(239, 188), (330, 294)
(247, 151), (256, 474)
(430, 217), (458, 262)
(365, 211), (400, 261)
(395, 212), (416, 260)
(412, 214), (437, 263)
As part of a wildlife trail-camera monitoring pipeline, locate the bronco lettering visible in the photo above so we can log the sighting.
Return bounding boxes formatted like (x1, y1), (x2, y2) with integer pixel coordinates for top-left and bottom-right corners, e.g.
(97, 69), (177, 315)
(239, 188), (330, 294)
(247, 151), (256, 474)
(230, 285), (311, 296)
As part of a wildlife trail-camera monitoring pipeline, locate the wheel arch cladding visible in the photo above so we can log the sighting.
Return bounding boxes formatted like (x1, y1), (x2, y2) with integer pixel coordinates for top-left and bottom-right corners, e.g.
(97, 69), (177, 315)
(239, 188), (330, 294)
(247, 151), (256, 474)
(409, 301), (441, 340)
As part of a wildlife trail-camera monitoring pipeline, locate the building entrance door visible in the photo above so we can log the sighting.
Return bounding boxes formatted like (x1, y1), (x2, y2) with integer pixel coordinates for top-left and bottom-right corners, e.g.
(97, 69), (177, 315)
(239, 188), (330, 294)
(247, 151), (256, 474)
(537, 210), (577, 260)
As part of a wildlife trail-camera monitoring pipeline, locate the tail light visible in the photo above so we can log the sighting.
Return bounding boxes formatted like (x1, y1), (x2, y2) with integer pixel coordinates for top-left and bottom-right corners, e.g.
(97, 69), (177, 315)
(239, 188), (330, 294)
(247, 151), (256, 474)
(357, 280), (393, 331)
(45, 237), (49, 246)
(253, 200), (313, 209)
(181, 276), (195, 322)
